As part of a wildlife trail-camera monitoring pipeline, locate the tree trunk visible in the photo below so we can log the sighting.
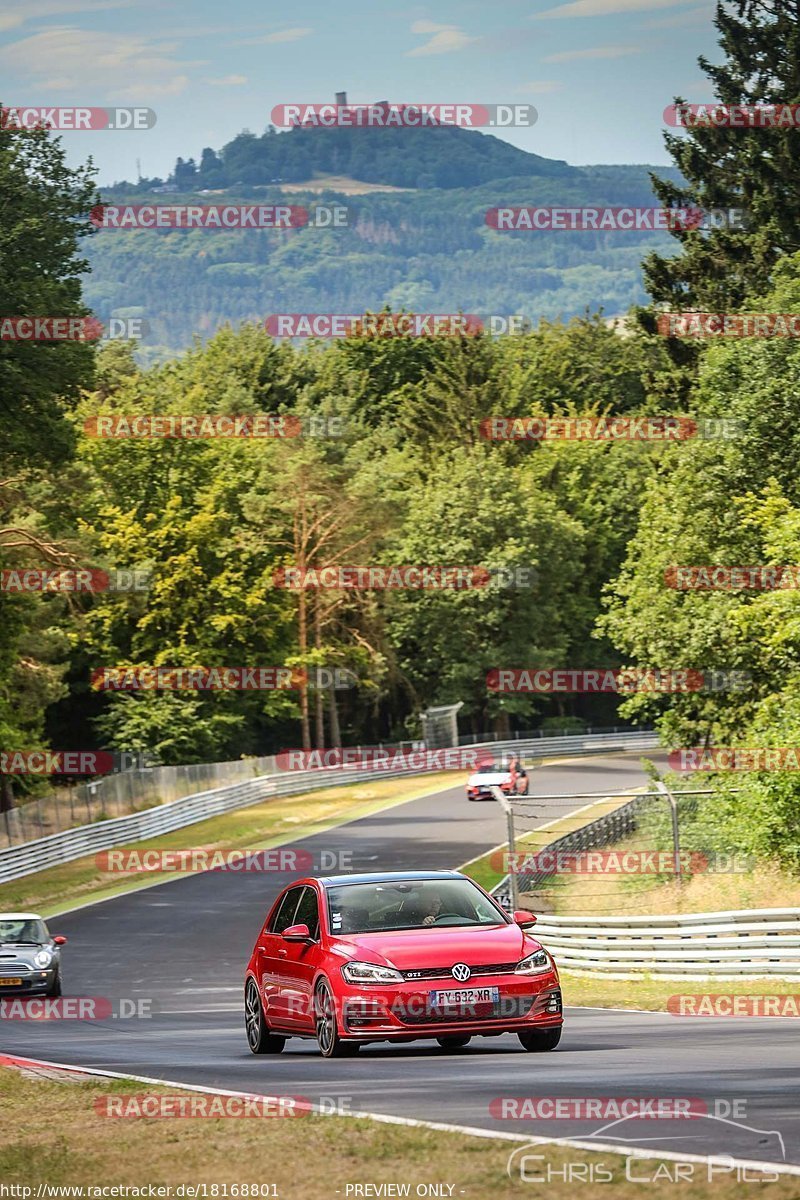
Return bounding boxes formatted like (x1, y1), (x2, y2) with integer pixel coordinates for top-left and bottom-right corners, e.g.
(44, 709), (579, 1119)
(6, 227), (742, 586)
(0, 775), (14, 814)
(314, 599), (325, 749)
(298, 586), (311, 750)
(328, 688), (342, 749)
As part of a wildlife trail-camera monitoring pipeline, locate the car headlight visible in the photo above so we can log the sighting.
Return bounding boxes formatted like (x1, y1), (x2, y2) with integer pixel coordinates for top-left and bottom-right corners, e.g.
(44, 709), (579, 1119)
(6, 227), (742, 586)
(515, 949), (551, 975)
(34, 950), (53, 968)
(341, 961), (403, 985)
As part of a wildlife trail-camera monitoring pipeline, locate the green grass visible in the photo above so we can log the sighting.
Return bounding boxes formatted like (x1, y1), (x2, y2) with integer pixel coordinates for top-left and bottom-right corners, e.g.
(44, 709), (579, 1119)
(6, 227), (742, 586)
(0, 771), (465, 917)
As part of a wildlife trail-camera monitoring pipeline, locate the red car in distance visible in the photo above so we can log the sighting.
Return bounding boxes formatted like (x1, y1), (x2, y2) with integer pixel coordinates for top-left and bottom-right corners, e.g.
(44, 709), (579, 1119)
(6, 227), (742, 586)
(244, 870), (562, 1058)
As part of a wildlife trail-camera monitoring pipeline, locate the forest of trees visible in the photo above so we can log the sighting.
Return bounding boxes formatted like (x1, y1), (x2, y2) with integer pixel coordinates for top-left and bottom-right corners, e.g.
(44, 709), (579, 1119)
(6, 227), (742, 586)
(88, 164), (681, 359)
(3, 0), (800, 864)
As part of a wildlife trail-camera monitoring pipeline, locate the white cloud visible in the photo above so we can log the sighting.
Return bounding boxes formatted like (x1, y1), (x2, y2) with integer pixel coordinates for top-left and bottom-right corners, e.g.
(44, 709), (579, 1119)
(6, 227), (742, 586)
(410, 20), (454, 33)
(406, 24), (478, 56)
(515, 80), (563, 94)
(207, 74), (248, 86)
(644, 5), (713, 26)
(0, 27), (202, 97)
(544, 44), (640, 60)
(536, 0), (699, 17)
(0, 0), (132, 34)
(250, 27), (312, 44)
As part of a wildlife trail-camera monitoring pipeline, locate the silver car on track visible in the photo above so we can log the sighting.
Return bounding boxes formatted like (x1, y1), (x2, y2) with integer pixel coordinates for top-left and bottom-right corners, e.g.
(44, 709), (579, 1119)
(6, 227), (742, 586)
(0, 913), (67, 996)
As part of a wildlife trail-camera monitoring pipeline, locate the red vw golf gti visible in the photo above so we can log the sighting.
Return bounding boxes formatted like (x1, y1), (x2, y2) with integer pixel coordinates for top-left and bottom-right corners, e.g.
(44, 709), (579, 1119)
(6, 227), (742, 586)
(244, 870), (562, 1058)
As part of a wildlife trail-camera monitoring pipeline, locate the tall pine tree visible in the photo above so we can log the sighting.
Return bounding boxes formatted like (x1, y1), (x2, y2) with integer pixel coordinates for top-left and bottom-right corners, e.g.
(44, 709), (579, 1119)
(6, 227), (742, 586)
(644, 0), (800, 313)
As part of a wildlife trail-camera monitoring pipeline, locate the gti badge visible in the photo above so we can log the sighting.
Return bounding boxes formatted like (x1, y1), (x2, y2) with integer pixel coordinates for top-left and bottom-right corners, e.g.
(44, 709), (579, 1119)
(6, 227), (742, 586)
(451, 962), (471, 982)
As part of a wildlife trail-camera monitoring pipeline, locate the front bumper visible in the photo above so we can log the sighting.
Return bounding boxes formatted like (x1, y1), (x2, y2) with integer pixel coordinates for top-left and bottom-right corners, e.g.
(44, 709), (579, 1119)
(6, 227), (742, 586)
(338, 970), (562, 1040)
(0, 969), (55, 995)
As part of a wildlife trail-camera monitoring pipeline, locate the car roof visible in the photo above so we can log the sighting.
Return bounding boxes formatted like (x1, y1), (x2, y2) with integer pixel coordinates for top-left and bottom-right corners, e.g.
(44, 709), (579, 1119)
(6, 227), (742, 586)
(0, 913), (43, 920)
(317, 871), (465, 888)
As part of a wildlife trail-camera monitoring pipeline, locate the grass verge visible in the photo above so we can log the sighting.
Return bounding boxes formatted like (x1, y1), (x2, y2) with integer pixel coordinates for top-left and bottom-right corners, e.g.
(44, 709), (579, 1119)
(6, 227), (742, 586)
(560, 970), (800, 1011)
(0, 771), (464, 918)
(0, 1065), (793, 1196)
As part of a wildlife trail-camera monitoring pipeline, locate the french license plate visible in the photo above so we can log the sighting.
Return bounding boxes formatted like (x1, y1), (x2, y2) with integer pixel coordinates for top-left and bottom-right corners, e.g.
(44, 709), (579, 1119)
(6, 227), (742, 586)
(0, 978), (23, 986)
(430, 986), (499, 1007)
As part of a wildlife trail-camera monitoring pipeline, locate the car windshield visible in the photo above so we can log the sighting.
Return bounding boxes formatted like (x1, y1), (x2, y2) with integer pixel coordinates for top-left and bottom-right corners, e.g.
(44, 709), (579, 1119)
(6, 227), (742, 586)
(326, 879), (508, 935)
(0, 918), (48, 944)
(475, 755), (511, 772)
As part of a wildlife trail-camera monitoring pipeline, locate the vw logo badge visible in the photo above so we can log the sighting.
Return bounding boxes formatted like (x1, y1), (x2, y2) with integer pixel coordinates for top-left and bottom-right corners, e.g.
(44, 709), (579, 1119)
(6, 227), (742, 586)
(451, 962), (471, 982)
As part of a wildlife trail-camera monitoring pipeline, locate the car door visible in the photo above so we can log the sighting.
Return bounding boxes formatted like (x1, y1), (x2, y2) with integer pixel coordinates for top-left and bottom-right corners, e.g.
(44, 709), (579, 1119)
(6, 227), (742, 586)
(256, 885), (303, 1024)
(276, 885), (322, 1031)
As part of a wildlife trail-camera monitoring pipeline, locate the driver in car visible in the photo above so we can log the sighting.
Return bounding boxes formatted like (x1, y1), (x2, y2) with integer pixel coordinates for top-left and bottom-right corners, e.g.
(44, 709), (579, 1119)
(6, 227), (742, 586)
(421, 892), (444, 926)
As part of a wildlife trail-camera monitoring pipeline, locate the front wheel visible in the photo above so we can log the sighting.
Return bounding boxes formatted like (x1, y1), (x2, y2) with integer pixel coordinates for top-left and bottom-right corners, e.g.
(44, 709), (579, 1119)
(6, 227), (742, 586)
(245, 979), (286, 1054)
(46, 967), (62, 998)
(436, 1035), (471, 1050)
(315, 980), (360, 1058)
(518, 1026), (561, 1052)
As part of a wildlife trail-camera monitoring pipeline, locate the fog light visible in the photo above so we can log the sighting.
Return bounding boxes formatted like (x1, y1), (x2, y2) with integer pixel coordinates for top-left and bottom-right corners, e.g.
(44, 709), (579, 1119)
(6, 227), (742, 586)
(545, 990), (562, 1014)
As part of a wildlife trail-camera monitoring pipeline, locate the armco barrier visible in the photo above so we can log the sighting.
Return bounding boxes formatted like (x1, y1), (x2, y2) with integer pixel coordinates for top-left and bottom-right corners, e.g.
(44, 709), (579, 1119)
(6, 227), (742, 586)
(528, 909), (800, 977)
(0, 729), (657, 885)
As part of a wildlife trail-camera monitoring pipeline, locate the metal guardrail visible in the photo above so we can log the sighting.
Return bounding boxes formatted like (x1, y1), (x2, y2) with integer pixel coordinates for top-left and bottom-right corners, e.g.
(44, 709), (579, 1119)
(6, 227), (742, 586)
(529, 909), (800, 976)
(0, 729), (657, 886)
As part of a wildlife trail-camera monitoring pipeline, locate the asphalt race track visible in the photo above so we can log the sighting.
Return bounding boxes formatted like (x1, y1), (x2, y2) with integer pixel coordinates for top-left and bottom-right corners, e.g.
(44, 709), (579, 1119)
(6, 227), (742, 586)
(2, 752), (798, 1169)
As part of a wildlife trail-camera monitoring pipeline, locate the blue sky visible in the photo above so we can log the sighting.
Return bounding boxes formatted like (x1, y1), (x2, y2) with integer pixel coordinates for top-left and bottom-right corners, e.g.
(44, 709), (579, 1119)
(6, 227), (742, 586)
(0, 0), (721, 185)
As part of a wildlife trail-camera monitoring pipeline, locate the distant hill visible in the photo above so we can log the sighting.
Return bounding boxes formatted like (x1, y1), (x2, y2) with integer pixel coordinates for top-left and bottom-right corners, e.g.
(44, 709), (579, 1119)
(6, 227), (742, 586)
(113, 118), (578, 194)
(94, 120), (682, 361)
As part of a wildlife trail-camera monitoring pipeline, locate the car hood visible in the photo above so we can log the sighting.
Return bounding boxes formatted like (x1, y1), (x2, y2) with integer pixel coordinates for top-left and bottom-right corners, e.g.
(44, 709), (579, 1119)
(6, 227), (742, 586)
(331, 923), (541, 970)
(467, 771), (511, 786)
(0, 944), (49, 965)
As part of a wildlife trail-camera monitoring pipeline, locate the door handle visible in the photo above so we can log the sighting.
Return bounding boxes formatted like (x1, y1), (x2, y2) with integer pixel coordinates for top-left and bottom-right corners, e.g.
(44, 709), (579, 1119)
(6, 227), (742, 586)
(278, 948), (288, 957)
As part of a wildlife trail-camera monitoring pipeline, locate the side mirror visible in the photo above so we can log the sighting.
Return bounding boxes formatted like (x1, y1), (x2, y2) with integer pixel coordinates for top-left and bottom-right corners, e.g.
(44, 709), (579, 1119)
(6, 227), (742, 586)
(513, 911), (536, 927)
(52, 935), (68, 946)
(282, 923), (311, 942)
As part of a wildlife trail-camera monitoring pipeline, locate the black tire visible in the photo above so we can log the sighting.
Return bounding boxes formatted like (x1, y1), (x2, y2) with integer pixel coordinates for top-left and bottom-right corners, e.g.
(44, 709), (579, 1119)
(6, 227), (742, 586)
(46, 967), (62, 998)
(518, 1026), (561, 1052)
(436, 1035), (471, 1050)
(245, 978), (286, 1054)
(314, 980), (360, 1058)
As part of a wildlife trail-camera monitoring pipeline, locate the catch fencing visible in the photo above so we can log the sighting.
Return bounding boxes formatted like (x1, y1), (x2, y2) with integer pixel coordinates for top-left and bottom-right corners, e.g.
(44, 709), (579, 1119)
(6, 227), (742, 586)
(0, 728), (657, 885)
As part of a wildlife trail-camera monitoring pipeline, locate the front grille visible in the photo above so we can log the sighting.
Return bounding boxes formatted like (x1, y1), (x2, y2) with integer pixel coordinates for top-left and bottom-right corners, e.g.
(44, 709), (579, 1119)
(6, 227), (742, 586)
(0, 961), (31, 975)
(400, 961), (519, 981)
(396, 995), (536, 1026)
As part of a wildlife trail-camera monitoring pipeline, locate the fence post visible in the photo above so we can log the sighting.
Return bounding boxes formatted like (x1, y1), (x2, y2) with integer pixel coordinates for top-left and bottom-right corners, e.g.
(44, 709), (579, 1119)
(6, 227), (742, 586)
(655, 780), (682, 885)
(492, 786), (520, 911)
